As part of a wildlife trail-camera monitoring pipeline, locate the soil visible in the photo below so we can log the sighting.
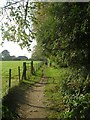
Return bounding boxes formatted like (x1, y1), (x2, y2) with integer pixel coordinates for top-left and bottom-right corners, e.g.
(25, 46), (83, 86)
(3, 76), (49, 119)
(18, 77), (48, 119)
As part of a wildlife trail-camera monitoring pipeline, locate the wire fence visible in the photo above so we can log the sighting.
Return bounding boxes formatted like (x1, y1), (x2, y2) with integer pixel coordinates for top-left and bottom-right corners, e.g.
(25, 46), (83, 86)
(2, 60), (44, 97)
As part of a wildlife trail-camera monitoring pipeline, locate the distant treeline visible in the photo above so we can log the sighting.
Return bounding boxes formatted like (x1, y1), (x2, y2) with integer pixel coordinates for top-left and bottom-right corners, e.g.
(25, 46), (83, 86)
(0, 50), (47, 61)
(0, 50), (28, 61)
(0, 56), (46, 61)
(1, 55), (28, 61)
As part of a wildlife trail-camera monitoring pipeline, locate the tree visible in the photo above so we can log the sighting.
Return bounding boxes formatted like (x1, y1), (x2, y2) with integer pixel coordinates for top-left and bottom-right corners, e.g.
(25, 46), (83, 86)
(32, 3), (90, 119)
(1, 1), (36, 51)
(1, 50), (11, 60)
(1, 50), (10, 57)
(33, 2), (90, 69)
(31, 41), (45, 60)
(1, 2), (90, 119)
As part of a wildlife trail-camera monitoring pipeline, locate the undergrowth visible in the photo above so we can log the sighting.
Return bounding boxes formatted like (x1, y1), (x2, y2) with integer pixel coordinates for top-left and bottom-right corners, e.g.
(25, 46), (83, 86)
(44, 66), (90, 120)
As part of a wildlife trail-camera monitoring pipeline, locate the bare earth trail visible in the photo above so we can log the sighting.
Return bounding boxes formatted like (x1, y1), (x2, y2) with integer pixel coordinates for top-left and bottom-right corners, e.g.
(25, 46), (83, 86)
(17, 77), (48, 119)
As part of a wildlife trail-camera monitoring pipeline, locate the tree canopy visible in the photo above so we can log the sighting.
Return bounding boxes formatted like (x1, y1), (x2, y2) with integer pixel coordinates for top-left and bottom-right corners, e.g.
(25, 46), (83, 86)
(1, 1), (90, 119)
(1, 50), (10, 57)
(1, 1), (36, 51)
(32, 2), (90, 70)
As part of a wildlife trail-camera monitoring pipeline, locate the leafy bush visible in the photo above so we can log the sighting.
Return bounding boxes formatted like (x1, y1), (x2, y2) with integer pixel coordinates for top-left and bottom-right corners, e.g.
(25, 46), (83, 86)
(60, 68), (90, 120)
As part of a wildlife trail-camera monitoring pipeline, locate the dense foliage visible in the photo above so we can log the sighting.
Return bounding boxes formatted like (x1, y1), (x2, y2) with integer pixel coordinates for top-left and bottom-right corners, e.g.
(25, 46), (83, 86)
(1, 1), (90, 119)
(33, 3), (90, 68)
(33, 2), (90, 119)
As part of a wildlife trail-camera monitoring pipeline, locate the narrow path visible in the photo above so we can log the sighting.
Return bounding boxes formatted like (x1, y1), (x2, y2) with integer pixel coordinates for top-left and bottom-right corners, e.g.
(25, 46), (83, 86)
(17, 77), (48, 119)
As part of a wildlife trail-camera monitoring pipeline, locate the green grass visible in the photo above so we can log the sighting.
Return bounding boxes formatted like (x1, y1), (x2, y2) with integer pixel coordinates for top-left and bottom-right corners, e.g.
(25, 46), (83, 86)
(22, 68), (42, 85)
(2, 62), (43, 119)
(44, 67), (70, 118)
(1, 61), (27, 96)
(1, 61), (43, 97)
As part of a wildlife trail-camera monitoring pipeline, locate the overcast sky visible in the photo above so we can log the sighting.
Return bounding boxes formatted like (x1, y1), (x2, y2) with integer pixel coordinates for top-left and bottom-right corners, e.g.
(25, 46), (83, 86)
(0, 0), (37, 58)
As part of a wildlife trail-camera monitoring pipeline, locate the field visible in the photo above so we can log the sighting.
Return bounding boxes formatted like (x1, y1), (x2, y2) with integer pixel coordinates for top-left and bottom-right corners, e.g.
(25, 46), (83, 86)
(1, 61), (42, 97)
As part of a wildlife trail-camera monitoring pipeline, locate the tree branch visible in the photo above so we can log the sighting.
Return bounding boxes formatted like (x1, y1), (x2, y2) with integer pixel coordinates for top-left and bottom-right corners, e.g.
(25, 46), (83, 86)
(0, 0), (24, 9)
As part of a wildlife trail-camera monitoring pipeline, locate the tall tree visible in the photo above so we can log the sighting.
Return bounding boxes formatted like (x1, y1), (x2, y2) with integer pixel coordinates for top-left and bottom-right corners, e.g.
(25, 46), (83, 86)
(1, 2), (90, 119)
(33, 2), (90, 69)
(31, 41), (45, 60)
(1, 50), (10, 57)
(1, 50), (11, 60)
(1, 1), (36, 51)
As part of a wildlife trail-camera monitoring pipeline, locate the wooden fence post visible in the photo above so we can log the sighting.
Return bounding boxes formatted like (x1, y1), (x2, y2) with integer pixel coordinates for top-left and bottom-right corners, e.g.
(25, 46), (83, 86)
(22, 62), (26, 80)
(18, 66), (20, 82)
(9, 69), (11, 88)
(31, 60), (34, 74)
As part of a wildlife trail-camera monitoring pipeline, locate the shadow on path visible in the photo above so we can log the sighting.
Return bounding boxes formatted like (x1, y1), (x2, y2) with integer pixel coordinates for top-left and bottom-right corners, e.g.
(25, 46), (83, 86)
(2, 82), (33, 119)
(2, 76), (50, 119)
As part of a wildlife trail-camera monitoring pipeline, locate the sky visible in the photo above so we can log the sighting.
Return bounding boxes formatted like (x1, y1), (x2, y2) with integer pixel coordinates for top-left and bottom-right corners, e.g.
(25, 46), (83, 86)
(0, 40), (37, 58)
(0, 0), (37, 59)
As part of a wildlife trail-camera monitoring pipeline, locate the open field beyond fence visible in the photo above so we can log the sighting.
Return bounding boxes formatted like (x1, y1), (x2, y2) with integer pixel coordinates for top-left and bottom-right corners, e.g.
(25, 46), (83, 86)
(0, 61), (43, 97)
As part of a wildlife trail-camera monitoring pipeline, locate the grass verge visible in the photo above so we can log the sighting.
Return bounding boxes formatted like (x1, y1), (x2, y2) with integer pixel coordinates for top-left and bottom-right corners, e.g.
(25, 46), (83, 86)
(44, 66), (70, 119)
(2, 68), (42, 120)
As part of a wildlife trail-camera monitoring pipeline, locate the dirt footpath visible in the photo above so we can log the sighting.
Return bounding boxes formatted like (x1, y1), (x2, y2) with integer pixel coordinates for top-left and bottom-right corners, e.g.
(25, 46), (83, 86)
(17, 77), (48, 119)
